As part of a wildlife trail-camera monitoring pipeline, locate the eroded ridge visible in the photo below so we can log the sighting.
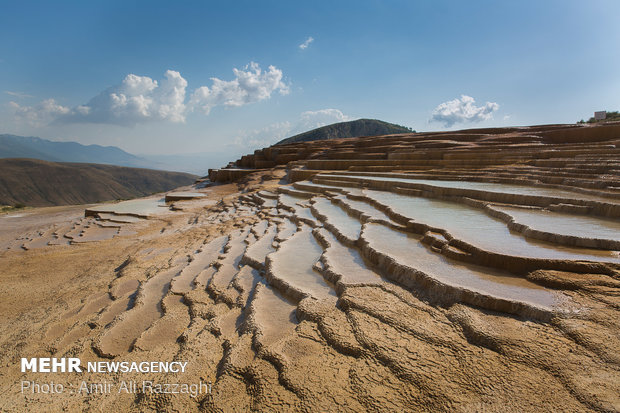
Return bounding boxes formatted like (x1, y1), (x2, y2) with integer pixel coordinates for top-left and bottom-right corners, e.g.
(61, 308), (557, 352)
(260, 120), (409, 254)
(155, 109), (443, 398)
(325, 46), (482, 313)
(4, 124), (620, 412)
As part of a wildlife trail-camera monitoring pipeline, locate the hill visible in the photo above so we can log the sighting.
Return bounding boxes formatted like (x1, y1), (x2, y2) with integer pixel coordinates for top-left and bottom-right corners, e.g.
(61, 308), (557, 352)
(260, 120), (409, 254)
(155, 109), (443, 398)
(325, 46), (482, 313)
(0, 134), (162, 169)
(275, 118), (413, 145)
(0, 158), (197, 207)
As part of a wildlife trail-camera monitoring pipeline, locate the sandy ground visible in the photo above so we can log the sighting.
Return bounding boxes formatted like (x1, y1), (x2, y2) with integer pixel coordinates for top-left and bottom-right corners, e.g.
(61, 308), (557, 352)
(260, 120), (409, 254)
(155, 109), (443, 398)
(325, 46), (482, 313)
(1, 170), (619, 412)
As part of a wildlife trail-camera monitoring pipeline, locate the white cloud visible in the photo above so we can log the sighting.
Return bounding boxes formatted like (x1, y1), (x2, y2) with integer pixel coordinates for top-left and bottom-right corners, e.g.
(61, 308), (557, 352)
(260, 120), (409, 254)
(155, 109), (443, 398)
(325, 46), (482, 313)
(10, 99), (71, 127)
(190, 62), (289, 115)
(298, 108), (351, 131)
(299, 36), (314, 50)
(11, 63), (287, 126)
(5, 91), (34, 98)
(232, 121), (293, 150)
(430, 95), (499, 127)
(232, 108), (352, 149)
(60, 70), (188, 125)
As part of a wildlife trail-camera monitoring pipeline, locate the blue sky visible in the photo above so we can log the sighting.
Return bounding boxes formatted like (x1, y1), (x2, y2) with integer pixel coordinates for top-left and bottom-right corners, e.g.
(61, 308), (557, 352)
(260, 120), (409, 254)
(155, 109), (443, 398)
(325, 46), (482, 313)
(1, 0), (619, 166)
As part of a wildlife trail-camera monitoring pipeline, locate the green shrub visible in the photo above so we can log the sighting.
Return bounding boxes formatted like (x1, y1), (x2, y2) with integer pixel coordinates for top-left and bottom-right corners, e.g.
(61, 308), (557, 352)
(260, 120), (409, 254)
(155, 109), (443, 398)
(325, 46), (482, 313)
(584, 111), (620, 124)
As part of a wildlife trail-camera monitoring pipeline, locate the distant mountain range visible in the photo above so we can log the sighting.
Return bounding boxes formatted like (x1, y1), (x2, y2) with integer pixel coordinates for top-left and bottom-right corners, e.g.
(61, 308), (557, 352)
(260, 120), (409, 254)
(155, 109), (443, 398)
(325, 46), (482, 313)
(276, 118), (414, 145)
(0, 134), (155, 167)
(0, 134), (221, 175)
(0, 158), (197, 207)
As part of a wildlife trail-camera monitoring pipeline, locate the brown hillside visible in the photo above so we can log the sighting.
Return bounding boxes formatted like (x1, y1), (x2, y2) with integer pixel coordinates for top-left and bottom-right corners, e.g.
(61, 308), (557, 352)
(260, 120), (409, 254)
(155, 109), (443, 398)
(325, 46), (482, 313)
(0, 158), (196, 207)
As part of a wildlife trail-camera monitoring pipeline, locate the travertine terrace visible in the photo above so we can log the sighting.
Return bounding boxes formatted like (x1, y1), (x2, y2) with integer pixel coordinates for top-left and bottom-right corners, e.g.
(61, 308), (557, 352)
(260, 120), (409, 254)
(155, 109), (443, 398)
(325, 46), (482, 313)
(1, 123), (620, 412)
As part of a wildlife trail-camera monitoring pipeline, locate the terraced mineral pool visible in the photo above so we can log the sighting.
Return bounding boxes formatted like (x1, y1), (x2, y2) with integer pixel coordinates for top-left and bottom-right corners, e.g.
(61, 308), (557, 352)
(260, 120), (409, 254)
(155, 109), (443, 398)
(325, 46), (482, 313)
(279, 186), (316, 198)
(276, 218), (298, 241)
(98, 297), (132, 326)
(64, 220), (89, 239)
(278, 193), (306, 210)
(236, 205), (256, 214)
(71, 225), (119, 243)
(133, 295), (189, 351)
(117, 226), (137, 237)
(194, 266), (217, 289)
(333, 195), (396, 224)
(22, 228), (57, 249)
(252, 220), (269, 237)
(99, 283), (139, 326)
(112, 279), (140, 298)
(209, 229), (252, 292)
(171, 235), (229, 294)
(252, 281), (298, 347)
(324, 174), (620, 204)
(98, 265), (183, 355)
(292, 206), (320, 226)
(311, 198), (361, 243)
(138, 247), (174, 260)
(243, 225), (277, 269)
(490, 205), (620, 243)
(96, 221), (122, 228)
(258, 190), (278, 199)
(165, 191), (206, 201)
(231, 265), (262, 308)
(88, 197), (168, 218)
(258, 197), (278, 208)
(76, 292), (113, 317)
(48, 228), (72, 246)
(97, 212), (141, 223)
(268, 226), (337, 301)
(362, 223), (560, 311)
(317, 229), (384, 286)
(364, 190), (620, 263)
(294, 181), (346, 194)
(274, 208), (292, 216)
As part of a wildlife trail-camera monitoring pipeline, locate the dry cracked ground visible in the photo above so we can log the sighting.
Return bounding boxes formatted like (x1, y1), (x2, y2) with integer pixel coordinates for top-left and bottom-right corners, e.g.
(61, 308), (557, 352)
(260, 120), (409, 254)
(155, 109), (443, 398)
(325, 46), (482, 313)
(1, 123), (620, 412)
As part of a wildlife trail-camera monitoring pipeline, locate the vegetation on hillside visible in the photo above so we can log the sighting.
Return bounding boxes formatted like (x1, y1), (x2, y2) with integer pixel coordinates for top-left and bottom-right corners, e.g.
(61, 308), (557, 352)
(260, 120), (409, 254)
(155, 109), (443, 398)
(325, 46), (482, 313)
(578, 111), (620, 124)
(276, 118), (415, 145)
(1, 204), (26, 213)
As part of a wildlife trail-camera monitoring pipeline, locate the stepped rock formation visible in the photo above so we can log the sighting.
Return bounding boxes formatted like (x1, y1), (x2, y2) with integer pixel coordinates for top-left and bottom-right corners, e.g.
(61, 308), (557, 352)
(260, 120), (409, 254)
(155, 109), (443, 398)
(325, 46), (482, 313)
(1, 122), (620, 412)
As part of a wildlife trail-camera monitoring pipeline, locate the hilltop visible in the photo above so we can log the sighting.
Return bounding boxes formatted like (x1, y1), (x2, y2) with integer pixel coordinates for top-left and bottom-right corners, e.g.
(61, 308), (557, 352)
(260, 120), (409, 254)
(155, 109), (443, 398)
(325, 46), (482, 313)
(275, 118), (413, 145)
(0, 158), (196, 207)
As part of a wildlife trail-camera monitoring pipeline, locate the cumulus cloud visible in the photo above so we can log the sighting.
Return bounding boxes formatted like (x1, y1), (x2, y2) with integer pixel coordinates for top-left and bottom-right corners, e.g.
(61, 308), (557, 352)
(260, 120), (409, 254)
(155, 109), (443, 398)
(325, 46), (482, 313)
(232, 121), (293, 150)
(299, 36), (314, 50)
(430, 95), (499, 127)
(298, 108), (351, 131)
(232, 108), (352, 149)
(190, 62), (288, 115)
(57, 70), (188, 125)
(10, 99), (71, 127)
(11, 62), (287, 126)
